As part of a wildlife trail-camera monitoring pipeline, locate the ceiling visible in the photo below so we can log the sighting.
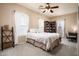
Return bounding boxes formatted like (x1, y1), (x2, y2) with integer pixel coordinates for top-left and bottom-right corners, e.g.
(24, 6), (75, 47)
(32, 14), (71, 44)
(18, 3), (78, 17)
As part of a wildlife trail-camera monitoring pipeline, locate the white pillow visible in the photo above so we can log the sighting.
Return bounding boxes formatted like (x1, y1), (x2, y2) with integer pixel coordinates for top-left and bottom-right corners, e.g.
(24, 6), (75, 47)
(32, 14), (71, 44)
(38, 28), (44, 33)
(30, 29), (36, 33)
(30, 28), (44, 33)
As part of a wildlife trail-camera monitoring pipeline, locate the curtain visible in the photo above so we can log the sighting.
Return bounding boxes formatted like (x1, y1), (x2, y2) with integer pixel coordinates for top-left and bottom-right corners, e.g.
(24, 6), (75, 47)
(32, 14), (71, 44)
(15, 11), (29, 44)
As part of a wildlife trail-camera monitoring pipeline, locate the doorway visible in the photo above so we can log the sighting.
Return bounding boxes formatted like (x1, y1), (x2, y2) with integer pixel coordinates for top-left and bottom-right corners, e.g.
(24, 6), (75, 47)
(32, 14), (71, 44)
(57, 20), (65, 38)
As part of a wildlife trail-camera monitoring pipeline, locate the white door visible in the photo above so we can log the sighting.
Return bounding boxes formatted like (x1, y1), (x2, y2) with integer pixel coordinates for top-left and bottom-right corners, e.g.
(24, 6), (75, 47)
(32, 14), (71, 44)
(57, 20), (65, 38)
(15, 11), (29, 44)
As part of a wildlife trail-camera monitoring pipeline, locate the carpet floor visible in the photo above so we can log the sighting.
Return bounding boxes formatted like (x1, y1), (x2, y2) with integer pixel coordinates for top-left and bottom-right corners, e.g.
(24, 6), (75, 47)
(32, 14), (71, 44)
(0, 43), (77, 56)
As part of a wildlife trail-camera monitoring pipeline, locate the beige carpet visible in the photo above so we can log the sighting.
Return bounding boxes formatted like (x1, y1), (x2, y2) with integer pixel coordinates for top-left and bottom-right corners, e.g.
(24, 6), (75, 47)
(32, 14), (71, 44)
(0, 43), (77, 56)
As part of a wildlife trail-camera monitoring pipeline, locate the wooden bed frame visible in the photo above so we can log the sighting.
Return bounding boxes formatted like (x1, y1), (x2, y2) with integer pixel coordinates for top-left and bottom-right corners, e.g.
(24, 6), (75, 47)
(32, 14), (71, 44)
(26, 37), (61, 51)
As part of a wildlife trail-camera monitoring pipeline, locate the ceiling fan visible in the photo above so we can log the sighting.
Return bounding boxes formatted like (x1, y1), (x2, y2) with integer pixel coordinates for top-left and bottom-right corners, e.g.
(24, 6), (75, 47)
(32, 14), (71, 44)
(39, 3), (59, 13)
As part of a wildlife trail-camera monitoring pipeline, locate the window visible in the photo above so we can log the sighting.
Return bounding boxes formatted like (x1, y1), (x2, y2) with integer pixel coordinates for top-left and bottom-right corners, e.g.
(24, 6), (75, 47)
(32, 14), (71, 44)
(15, 11), (29, 35)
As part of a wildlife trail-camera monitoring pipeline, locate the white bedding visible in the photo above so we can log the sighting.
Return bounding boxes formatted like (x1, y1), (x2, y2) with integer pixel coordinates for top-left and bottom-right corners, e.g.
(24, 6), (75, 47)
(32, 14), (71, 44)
(27, 32), (60, 50)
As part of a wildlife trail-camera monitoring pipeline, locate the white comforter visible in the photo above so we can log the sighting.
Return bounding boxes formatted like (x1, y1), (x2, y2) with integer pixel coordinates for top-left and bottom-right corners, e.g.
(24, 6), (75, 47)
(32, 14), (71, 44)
(27, 32), (60, 50)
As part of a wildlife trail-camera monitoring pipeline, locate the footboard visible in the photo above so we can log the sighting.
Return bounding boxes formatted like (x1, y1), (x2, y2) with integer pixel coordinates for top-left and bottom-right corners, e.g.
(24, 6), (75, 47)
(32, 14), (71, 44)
(49, 38), (61, 51)
(26, 38), (61, 51)
(27, 38), (46, 51)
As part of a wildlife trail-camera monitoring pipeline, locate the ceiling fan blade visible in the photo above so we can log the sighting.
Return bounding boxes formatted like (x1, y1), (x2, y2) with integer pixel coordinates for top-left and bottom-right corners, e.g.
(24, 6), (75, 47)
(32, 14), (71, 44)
(39, 5), (45, 9)
(40, 6), (44, 7)
(50, 6), (59, 9)
(39, 7), (46, 9)
(50, 10), (53, 13)
(43, 10), (46, 13)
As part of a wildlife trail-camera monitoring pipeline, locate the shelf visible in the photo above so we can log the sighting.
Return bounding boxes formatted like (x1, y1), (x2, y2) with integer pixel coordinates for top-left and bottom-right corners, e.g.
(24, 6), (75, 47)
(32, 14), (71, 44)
(3, 35), (12, 37)
(44, 21), (56, 33)
(1, 26), (14, 50)
(3, 30), (12, 32)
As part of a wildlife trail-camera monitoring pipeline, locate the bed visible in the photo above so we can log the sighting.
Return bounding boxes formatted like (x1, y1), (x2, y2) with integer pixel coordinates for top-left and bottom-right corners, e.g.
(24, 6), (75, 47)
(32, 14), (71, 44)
(26, 32), (61, 51)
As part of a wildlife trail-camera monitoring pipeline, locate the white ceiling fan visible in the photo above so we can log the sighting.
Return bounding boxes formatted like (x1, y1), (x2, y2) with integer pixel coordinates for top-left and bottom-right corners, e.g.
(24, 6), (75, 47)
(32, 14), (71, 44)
(39, 3), (59, 13)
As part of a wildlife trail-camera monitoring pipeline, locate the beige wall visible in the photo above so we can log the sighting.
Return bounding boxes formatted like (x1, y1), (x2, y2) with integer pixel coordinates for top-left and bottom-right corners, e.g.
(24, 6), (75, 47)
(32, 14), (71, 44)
(50, 13), (77, 34)
(0, 3), (50, 28)
(0, 3), (77, 34)
(77, 6), (79, 56)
